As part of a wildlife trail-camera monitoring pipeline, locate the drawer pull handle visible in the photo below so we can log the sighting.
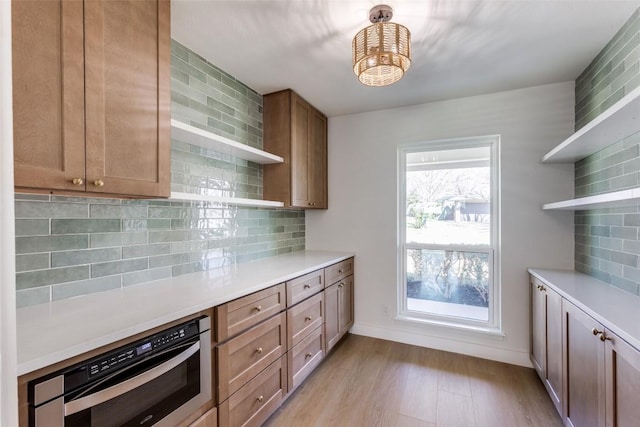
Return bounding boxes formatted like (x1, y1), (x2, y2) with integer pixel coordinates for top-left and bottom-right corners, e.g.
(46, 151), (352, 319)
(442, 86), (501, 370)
(600, 333), (612, 342)
(72, 178), (84, 186)
(338, 282), (344, 288)
(304, 284), (311, 289)
(338, 269), (343, 274)
(305, 316), (312, 322)
(256, 347), (263, 354)
(253, 305), (262, 312)
(592, 328), (603, 336)
(305, 352), (313, 359)
(257, 395), (264, 403)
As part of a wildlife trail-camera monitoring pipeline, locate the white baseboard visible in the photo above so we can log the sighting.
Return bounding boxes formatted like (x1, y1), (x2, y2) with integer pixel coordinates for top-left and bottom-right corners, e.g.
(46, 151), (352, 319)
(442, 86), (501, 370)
(350, 321), (532, 368)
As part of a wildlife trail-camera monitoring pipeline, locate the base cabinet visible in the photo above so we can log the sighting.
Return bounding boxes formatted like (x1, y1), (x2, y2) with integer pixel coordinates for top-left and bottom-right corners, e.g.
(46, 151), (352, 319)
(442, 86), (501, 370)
(190, 408), (218, 427)
(530, 273), (640, 427)
(218, 357), (287, 427)
(562, 301), (640, 427)
(216, 257), (354, 426)
(563, 300), (606, 427)
(287, 325), (324, 392)
(604, 328), (640, 427)
(530, 277), (562, 414)
(325, 275), (354, 353)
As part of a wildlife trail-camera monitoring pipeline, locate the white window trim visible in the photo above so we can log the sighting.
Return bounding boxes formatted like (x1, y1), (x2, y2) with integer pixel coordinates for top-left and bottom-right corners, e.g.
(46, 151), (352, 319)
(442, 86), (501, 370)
(397, 135), (502, 334)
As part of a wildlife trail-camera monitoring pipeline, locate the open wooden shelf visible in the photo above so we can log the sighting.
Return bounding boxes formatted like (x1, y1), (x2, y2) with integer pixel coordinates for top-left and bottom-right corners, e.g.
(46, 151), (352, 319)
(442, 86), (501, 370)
(171, 120), (284, 165)
(169, 192), (284, 208)
(542, 86), (640, 163)
(542, 187), (640, 211)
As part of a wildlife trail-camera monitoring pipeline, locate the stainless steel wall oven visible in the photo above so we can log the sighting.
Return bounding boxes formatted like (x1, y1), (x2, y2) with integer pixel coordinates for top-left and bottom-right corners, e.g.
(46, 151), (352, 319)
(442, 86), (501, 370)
(28, 316), (211, 426)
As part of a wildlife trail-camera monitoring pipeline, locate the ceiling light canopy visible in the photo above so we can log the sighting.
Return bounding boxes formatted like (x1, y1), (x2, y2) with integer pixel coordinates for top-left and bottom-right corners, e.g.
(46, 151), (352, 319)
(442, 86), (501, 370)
(352, 4), (411, 87)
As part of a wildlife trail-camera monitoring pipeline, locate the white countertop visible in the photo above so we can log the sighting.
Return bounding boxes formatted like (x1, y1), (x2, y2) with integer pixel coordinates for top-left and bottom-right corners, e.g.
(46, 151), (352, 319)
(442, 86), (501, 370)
(529, 268), (640, 350)
(17, 250), (353, 376)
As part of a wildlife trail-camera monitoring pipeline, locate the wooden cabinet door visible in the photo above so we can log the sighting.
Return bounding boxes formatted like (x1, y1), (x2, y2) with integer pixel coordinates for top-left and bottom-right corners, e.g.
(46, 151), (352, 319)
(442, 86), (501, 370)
(324, 282), (340, 352)
(290, 93), (311, 207)
(308, 107), (327, 209)
(563, 300), (606, 427)
(604, 329), (640, 427)
(12, 0), (86, 192)
(84, 0), (170, 197)
(546, 285), (563, 414)
(338, 275), (354, 334)
(531, 277), (562, 415)
(531, 278), (546, 379)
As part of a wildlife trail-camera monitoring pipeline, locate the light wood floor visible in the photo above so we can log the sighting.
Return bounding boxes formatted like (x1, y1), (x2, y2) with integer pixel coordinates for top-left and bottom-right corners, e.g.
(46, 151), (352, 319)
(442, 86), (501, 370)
(265, 334), (563, 427)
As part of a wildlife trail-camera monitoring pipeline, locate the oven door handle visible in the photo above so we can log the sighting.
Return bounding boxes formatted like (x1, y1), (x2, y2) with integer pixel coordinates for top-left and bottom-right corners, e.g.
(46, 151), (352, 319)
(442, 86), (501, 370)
(64, 341), (200, 416)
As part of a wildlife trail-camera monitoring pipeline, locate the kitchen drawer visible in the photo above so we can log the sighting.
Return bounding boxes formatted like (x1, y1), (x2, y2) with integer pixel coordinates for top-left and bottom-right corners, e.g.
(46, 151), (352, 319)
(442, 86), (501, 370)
(286, 269), (324, 306)
(287, 325), (324, 392)
(287, 292), (323, 349)
(216, 312), (286, 403)
(215, 283), (286, 342)
(324, 258), (354, 286)
(188, 407), (217, 427)
(218, 356), (287, 427)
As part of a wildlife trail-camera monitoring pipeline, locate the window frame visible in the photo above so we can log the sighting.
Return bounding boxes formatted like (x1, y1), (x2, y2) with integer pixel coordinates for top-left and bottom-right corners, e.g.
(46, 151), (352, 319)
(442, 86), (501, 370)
(397, 135), (501, 334)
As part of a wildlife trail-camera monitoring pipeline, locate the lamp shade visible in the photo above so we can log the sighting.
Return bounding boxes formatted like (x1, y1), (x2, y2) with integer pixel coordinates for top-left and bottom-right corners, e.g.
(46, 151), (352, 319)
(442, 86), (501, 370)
(352, 21), (411, 87)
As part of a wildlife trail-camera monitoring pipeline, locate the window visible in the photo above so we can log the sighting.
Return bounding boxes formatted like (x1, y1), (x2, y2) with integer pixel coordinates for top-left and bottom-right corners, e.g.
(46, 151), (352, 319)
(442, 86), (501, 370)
(398, 136), (500, 331)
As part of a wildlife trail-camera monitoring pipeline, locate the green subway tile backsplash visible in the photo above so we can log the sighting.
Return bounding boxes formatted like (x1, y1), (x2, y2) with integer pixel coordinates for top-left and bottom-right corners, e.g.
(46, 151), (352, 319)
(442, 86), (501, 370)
(574, 6), (640, 295)
(51, 248), (121, 268)
(15, 40), (304, 308)
(575, 8), (640, 129)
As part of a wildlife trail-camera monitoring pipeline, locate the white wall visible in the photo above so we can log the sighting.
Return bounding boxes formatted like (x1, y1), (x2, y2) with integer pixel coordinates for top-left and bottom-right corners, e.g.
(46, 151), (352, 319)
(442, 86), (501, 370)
(0, 1), (18, 424)
(307, 82), (576, 366)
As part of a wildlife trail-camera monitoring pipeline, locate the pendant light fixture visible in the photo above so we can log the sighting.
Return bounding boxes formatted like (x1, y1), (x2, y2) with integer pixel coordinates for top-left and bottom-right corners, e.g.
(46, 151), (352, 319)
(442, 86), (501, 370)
(352, 4), (411, 87)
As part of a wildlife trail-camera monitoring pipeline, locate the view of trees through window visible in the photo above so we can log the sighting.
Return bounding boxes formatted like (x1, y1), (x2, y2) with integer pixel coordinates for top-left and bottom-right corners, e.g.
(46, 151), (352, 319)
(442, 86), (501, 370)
(404, 146), (492, 322)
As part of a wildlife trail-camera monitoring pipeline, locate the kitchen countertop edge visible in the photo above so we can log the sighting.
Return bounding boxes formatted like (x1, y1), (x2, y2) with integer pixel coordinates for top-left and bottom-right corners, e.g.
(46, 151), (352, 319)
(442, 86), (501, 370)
(528, 268), (640, 351)
(17, 250), (354, 376)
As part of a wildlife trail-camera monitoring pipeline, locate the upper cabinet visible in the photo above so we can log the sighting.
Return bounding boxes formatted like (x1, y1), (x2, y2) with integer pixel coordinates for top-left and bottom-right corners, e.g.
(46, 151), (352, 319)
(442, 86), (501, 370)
(12, 0), (171, 198)
(263, 90), (328, 209)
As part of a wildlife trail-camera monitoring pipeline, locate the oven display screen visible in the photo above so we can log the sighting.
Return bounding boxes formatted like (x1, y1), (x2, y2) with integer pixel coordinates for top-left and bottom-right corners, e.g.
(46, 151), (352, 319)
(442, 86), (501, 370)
(136, 342), (152, 356)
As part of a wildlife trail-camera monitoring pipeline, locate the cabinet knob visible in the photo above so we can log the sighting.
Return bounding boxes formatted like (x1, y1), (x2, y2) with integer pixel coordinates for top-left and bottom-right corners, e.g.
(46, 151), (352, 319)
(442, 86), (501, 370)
(257, 395), (264, 403)
(71, 178), (84, 186)
(338, 282), (344, 288)
(305, 316), (312, 322)
(93, 179), (105, 187)
(305, 352), (313, 359)
(256, 347), (263, 354)
(592, 328), (603, 336)
(304, 284), (311, 289)
(253, 305), (262, 312)
(599, 333), (611, 342)
(338, 269), (343, 274)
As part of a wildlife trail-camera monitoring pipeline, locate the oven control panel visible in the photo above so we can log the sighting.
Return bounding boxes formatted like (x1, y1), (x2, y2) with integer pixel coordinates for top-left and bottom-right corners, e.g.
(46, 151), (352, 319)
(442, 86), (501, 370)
(87, 327), (189, 377)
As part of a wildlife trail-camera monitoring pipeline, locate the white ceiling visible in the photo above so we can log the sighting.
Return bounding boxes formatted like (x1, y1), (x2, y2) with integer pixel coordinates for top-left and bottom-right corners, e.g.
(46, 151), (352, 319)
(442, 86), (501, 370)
(172, 0), (640, 117)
